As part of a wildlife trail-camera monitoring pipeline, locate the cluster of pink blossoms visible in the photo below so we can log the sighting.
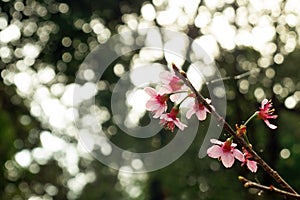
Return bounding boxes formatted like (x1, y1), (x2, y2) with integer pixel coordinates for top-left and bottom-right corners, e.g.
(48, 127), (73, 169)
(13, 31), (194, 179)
(144, 69), (278, 173)
(206, 99), (278, 172)
(207, 139), (258, 172)
(144, 70), (211, 132)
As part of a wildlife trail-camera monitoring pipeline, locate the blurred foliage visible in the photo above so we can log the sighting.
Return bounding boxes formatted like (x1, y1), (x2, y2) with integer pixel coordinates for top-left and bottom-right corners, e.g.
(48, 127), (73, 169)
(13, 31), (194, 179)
(0, 0), (299, 200)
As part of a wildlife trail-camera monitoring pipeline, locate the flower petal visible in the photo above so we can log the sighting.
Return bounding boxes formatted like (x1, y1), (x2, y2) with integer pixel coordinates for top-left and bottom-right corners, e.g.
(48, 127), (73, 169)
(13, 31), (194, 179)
(159, 71), (172, 84)
(247, 160), (258, 173)
(196, 109), (207, 121)
(186, 107), (195, 119)
(210, 139), (222, 145)
(152, 107), (165, 118)
(221, 153), (235, 168)
(207, 145), (222, 158)
(144, 87), (157, 97)
(264, 119), (277, 129)
(261, 99), (268, 108)
(233, 149), (245, 162)
(173, 119), (187, 130)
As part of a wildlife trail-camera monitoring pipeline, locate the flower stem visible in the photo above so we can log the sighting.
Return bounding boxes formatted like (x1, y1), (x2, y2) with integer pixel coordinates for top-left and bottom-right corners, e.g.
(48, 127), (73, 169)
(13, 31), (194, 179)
(243, 133), (250, 145)
(243, 112), (258, 126)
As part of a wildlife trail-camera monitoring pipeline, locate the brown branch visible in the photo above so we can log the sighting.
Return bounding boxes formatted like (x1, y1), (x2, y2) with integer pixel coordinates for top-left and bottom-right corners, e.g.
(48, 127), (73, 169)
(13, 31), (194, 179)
(172, 63), (298, 195)
(239, 176), (300, 199)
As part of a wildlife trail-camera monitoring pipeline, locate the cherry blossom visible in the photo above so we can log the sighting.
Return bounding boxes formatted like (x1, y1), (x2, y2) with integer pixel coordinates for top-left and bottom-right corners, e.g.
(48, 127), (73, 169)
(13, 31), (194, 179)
(160, 71), (185, 92)
(257, 99), (278, 129)
(207, 139), (244, 168)
(160, 107), (187, 132)
(144, 87), (169, 118)
(186, 98), (211, 121)
(242, 149), (258, 173)
(159, 71), (188, 102)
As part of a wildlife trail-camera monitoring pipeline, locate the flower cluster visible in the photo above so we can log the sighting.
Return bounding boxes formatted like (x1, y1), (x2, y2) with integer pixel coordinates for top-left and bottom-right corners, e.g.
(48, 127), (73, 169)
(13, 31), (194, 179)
(207, 98), (277, 172)
(144, 70), (212, 132)
(145, 68), (278, 174)
(207, 138), (257, 172)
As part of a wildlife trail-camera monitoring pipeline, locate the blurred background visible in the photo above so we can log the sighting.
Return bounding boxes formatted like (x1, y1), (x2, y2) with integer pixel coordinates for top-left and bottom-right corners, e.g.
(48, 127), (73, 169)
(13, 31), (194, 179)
(0, 0), (300, 199)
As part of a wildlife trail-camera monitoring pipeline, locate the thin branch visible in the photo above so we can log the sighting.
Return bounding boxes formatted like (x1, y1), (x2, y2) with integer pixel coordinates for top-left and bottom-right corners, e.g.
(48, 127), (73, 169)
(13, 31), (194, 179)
(172, 63), (298, 195)
(205, 68), (261, 85)
(239, 176), (300, 199)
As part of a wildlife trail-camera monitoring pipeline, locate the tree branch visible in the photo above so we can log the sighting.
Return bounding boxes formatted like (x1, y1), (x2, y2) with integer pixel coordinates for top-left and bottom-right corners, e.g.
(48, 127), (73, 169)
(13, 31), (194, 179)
(172, 63), (298, 195)
(239, 176), (300, 199)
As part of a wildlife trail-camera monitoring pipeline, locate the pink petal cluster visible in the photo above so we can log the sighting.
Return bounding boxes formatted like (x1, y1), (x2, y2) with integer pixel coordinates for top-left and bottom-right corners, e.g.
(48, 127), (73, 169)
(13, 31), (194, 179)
(160, 71), (187, 102)
(186, 98), (211, 121)
(257, 99), (278, 129)
(207, 139), (258, 173)
(144, 87), (169, 118)
(160, 71), (184, 92)
(160, 107), (187, 132)
(207, 139), (244, 168)
(242, 150), (257, 173)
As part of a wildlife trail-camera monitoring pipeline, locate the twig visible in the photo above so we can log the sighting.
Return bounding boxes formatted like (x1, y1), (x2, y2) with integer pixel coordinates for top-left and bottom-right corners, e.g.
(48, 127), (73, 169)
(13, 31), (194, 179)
(239, 176), (300, 199)
(172, 63), (298, 195)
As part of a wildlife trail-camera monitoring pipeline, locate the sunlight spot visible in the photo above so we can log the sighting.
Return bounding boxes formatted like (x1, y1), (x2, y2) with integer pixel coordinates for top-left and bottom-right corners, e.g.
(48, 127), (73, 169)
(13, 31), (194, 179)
(0, 17), (8, 29)
(131, 159), (143, 170)
(254, 87), (265, 100)
(274, 53), (284, 64)
(14, 72), (33, 94)
(265, 68), (275, 79)
(128, 186), (142, 198)
(14, 1), (24, 11)
(22, 43), (41, 59)
(126, 89), (149, 113)
(101, 143), (112, 156)
(62, 52), (72, 63)
(210, 14), (236, 50)
(62, 37), (72, 47)
(41, 98), (67, 128)
(114, 64), (125, 77)
(187, 64), (205, 91)
(0, 46), (11, 58)
(130, 63), (164, 86)
(280, 148), (290, 159)
(194, 35), (219, 58)
(0, 24), (21, 43)
(15, 149), (32, 168)
(164, 36), (188, 67)
(45, 184), (58, 196)
(257, 57), (270, 68)
(294, 91), (300, 101)
(40, 131), (66, 152)
(195, 7), (211, 28)
(157, 8), (179, 26)
(38, 67), (55, 84)
(284, 96), (297, 109)
(58, 3), (69, 14)
(32, 147), (52, 165)
(285, 14), (297, 27)
(239, 79), (249, 94)
(141, 3), (156, 21)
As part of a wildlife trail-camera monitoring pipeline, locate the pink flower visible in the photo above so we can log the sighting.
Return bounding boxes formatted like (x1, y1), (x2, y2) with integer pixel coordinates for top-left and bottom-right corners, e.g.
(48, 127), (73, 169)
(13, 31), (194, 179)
(207, 139), (244, 168)
(144, 87), (169, 118)
(242, 150), (258, 173)
(160, 107), (187, 132)
(257, 99), (278, 129)
(159, 71), (187, 102)
(160, 71), (184, 92)
(186, 98), (211, 121)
